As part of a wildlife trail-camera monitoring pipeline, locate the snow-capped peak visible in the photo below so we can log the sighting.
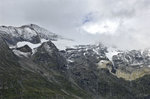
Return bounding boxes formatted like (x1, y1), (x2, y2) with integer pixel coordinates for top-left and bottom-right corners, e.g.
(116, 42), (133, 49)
(0, 25), (38, 40)
(28, 24), (60, 41)
(0, 24), (61, 44)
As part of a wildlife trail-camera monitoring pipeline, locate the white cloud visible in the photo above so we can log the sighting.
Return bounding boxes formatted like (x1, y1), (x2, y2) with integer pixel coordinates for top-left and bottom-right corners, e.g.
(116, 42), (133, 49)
(82, 20), (120, 35)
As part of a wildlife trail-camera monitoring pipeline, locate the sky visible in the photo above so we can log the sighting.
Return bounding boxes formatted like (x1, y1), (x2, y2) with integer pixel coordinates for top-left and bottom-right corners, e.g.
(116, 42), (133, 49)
(0, 0), (150, 50)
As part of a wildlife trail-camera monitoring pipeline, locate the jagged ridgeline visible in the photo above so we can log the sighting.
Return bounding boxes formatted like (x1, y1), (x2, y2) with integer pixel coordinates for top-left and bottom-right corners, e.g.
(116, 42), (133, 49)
(0, 24), (150, 99)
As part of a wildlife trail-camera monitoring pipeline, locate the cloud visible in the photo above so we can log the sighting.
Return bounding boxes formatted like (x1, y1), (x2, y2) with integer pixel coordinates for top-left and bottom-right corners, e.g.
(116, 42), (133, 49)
(0, 0), (150, 50)
(82, 20), (120, 35)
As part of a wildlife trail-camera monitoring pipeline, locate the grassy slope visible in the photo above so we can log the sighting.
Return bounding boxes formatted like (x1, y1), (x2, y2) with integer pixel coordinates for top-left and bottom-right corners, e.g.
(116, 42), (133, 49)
(0, 59), (91, 99)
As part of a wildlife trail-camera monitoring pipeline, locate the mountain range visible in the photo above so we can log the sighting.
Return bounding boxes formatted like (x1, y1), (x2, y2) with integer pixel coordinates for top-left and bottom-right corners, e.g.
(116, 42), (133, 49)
(0, 24), (150, 99)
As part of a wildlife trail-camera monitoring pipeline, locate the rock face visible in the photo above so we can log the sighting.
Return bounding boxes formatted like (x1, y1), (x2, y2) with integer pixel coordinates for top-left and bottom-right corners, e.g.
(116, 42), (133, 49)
(0, 24), (150, 99)
(16, 45), (32, 53)
(32, 41), (67, 72)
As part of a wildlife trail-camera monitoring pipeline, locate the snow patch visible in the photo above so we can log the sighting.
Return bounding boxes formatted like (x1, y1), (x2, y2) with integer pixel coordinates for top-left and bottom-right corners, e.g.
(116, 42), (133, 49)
(16, 39), (48, 53)
(83, 52), (86, 56)
(9, 45), (16, 49)
(93, 49), (99, 54)
(106, 47), (120, 62)
(147, 49), (150, 56)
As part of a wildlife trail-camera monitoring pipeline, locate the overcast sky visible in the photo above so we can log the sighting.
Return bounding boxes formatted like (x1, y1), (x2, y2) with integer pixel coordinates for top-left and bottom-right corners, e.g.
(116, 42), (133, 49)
(0, 0), (150, 50)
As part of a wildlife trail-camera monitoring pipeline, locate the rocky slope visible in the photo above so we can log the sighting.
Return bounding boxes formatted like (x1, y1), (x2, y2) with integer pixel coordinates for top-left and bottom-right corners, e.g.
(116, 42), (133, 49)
(112, 49), (150, 80)
(0, 24), (150, 99)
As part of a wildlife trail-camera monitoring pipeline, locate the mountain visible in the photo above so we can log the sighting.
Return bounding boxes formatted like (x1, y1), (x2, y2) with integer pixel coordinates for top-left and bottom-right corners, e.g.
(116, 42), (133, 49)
(0, 24), (150, 99)
(0, 24), (60, 44)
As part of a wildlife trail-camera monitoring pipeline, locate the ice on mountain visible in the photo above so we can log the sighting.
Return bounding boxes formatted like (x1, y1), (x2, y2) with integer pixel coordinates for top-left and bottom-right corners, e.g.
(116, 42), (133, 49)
(106, 47), (120, 62)
(16, 39), (48, 53)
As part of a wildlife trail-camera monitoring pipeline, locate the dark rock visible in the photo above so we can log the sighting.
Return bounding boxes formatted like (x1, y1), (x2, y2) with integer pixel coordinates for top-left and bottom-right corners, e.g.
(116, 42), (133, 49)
(16, 45), (32, 53)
